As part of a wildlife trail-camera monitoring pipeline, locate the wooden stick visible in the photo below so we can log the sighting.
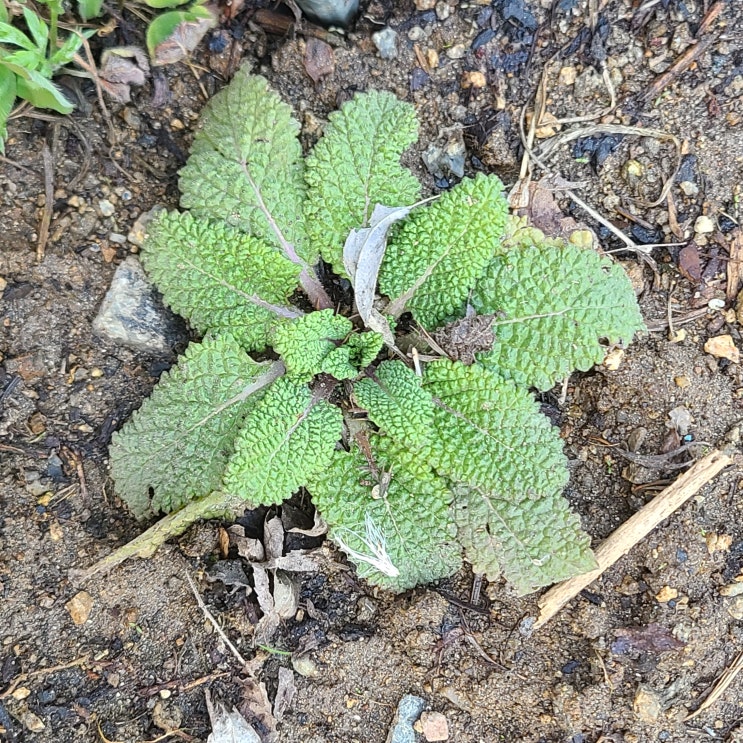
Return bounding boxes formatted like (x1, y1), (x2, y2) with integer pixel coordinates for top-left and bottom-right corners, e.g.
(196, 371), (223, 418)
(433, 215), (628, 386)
(530, 449), (732, 631)
(684, 650), (743, 721)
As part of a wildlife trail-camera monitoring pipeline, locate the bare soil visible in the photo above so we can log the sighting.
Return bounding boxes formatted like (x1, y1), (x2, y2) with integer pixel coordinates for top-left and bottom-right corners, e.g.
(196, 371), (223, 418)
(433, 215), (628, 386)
(1, 0), (743, 741)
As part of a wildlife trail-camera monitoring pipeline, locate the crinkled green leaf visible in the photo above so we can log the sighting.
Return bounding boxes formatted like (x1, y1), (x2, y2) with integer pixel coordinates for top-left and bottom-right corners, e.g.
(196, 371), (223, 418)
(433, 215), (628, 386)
(421, 360), (594, 591)
(110, 335), (279, 519)
(179, 69), (312, 263)
(346, 331), (384, 369)
(272, 309), (352, 380)
(0, 65), (16, 154)
(142, 210), (301, 352)
(354, 360), (433, 446)
(380, 174), (509, 329)
(306, 434), (461, 591)
(223, 377), (343, 505)
(305, 91), (420, 275)
(452, 482), (596, 595)
(471, 239), (645, 390)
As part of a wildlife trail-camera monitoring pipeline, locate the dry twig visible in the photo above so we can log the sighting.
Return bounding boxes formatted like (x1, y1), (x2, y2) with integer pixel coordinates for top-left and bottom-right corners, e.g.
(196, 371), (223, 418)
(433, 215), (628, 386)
(528, 449), (732, 632)
(36, 143), (54, 262)
(684, 650), (743, 721)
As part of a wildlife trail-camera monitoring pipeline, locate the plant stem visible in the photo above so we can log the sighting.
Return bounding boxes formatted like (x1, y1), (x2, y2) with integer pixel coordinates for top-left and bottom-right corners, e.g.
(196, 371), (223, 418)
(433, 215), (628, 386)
(299, 267), (333, 310)
(70, 491), (244, 584)
(48, 7), (58, 61)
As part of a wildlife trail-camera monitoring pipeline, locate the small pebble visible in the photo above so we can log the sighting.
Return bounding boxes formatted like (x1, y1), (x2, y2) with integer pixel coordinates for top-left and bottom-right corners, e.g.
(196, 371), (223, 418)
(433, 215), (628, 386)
(674, 375), (690, 388)
(655, 586), (678, 603)
(22, 712), (45, 733)
(98, 199), (115, 217)
(727, 596), (743, 620)
(704, 334), (740, 363)
(446, 44), (466, 60)
(66, 590), (94, 625)
(407, 26), (426, 41)
(372, 28), (398, 60)
(387, 695), (425, 743)
(414, 0), (435, 9)
(435, 1), (450, 20)
(679, 181), (698, 196)
(694, 215), (715, 234)
(462, 71), (486, 88)
(420, 710), (449, 741)
(633, 687), (662, 723)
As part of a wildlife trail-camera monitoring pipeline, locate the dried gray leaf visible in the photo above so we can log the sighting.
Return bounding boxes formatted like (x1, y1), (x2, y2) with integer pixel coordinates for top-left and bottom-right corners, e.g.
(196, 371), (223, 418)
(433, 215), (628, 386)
(273, 571), (299, 619)
(432, 314), (496, 365)
(206, 691), (261, 743)
(252, 564), (279, 645)
(286, 509), (328, 537)
(264, 516), (285, 562)
(273, 668), (297, 722)
(238, 678), (277, 740)
(343, 204), (413, 326)
(264, 550), (319, 572)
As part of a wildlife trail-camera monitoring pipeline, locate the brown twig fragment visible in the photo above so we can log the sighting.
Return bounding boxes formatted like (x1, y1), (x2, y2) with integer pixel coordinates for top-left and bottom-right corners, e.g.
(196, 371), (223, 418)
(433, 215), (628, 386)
(37, 143), (54, 263)
(529, 449), (732, 632)
(641, 0), (724, 104)
(684, 650), (743, 721)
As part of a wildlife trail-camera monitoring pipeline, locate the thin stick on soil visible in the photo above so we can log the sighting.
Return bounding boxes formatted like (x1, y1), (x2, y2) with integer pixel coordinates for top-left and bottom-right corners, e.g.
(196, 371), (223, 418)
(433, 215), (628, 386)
(184, 571), (249, 668)
(36, 143), (54, 263)
(684, 650), (743, 721)
(529, 448), (732, 632)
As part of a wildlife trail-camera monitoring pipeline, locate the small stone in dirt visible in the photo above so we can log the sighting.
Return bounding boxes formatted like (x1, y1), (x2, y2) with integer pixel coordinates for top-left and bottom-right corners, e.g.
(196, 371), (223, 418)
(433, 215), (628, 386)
(726, 596), (743, 620)
(386, 694), (425, 743)
(462, 71), (486, 89)
(633, 686), (662, 723)
(22, 711), (45, 732)
(706, 532), (732, 554)
(694, 215), (715, 234)
(720, 583), (743, 597)
(291, 653), (319, 678)
(603, 348), (624, 370)
(655, 586), (678, 603)
(704, 334), (740, 363)
(66, 590), (94, 625)
(93, 256), (183, 354)
(373, 28), (398, 60)
(98, 199), (115, 217)
(152, 699), (183, 731)
(435, 1), (450, 20)
(445, 44), (466, 60)
(674, 375), (691, 388)
(414, 0), (435, 9)
(420, 710), (449, 741)
(127, 206), (165, 247)
(0, 276), (7, 292)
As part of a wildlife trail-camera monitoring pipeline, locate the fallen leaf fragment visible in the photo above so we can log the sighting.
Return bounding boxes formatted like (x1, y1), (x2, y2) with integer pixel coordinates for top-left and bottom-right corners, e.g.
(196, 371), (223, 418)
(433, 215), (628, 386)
(99, 46), (150, 104)
(66, 591), (93, 625)
(303, 37), (335, 83)
(634, 686), (662, 723)
(612, 623), (685, 654)
(603, 348), (624, 370)
(273, 667), (296, 722)
(206, 691), (261, 743)
(704, 334), (740, 363)
(22, 712), (45, 732)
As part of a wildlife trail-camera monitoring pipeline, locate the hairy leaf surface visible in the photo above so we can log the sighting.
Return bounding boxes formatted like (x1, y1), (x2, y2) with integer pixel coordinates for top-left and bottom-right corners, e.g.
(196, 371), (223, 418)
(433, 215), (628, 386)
(223, 377), (343, 504)
(422, 360), (594, 591)
(305, 90), (420, 274)
(379, 174), (509, 328)
(143, 211), (301, 351)
(272, 309), (353, 380)
(471, 240), (645, 390)
(110, 336), (280, 519)
(179, 69), (312, 263)
(353, 360), (433, 446)
(453, 483), (596, 595)
(306, 434), (461, 591)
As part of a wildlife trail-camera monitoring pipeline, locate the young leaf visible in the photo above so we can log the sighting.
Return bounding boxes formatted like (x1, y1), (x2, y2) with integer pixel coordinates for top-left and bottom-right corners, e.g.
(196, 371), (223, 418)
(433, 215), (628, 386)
(179, 69), (311, 263)
(422, 360), (568, 504)
(50, 31), (89, 67)
(0, 21), (37, 51)
(0, 65), (16, 154)
(380, 174), (509, 329)
(271, 309), (352, 380)
(471, 240), (646, 390)
(142, 210), (302, 352)
(110, 335), (282, 519)
(353, 360), (434, 446)
(146, 5), (216, 66)
(77, 0), (104, 21)
(21, 7), (48, 51)
(422, 360), (595, 593)
(144, 0), (191, 8)
(13, 67), (73, 113)
(223, 377), (343, 505)
(305, 90), (420, 275)
(452, 482), (596, 595)
(306, 434), (461, 591)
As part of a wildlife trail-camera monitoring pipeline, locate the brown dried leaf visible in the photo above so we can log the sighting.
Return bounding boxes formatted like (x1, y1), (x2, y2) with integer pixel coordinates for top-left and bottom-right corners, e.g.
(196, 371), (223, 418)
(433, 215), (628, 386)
(273, 667), (296, 722)
(152, 10), (217, 67)
(432, 314), (496, 365)
(228, 525), (265, 563)
(99, 46), (150, 104)
(612, 624), (685, 654)
(522, 178), (585, 240)
(726, 228), (743, 303)
(264, 516), (284, 562)
(303, 37), (334, 83)
(252, 564), (280, 646)
(238, 677), (277, 739)
(678, 242), (701, 283)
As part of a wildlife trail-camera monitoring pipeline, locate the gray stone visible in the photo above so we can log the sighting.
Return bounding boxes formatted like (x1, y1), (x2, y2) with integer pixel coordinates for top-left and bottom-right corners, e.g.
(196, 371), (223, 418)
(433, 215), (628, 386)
(93, 257), (182, 354)
(373, 28), (399, 60)
(386, 694), (425, 743)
